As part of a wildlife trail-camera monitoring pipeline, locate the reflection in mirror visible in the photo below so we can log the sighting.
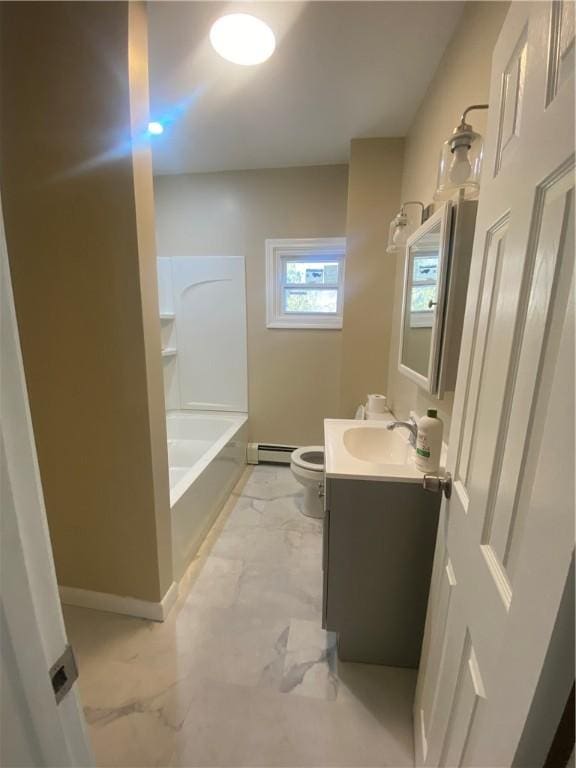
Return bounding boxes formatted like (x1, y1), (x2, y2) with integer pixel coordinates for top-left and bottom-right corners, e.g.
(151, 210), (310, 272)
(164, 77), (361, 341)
(401, 222), (441, 378)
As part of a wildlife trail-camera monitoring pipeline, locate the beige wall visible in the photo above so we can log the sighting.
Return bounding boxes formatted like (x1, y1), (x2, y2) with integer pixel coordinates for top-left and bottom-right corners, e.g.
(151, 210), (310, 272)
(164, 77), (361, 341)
(1, 2), (172, 602)
(386, 1), (510, 432)
(340, 138), (404, 417)
(154, 165), (349, 445)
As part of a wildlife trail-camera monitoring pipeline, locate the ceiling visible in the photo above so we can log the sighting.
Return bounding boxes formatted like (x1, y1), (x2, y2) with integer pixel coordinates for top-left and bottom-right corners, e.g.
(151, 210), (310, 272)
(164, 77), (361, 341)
(148, 2), (464, 175)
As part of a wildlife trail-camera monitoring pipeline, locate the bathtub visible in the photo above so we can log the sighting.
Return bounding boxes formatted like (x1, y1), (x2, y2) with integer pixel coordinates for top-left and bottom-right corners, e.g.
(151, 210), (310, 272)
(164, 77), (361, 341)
(167, 411), (248, 580)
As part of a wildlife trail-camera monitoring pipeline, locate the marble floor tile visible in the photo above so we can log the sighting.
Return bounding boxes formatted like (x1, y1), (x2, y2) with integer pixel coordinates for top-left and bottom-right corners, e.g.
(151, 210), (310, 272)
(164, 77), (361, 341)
(169, 678), (414, 768)
(279, 619), (338, 701)
(224, 495), (321, 535)
(234, 561), (322, 622)
(64, 465), (416, 767)
(211, 525), (304, 567)
(176, 603), (292, 689)
(85, 678), (198, 768)
(236, 465), (302, 502)
(184, 555), (244, 609)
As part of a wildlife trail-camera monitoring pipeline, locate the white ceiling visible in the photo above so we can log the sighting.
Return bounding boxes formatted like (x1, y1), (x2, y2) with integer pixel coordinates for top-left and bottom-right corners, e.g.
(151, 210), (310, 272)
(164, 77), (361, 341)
(148, 1), (463, 175)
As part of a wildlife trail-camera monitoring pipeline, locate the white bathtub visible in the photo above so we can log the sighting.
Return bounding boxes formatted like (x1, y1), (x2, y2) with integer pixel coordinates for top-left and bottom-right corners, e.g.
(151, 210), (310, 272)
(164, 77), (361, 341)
(167, 411), (248, 579)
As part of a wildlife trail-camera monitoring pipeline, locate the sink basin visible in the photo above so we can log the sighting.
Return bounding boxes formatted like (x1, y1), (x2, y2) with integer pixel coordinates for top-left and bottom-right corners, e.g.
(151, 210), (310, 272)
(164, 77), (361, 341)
(343, 426), (413, 464)
(324, 418), (427, 483)
(325, 419), (444, 483)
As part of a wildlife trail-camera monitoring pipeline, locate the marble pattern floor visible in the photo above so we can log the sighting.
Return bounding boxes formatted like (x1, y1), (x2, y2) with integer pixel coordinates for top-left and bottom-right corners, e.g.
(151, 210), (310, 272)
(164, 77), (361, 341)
(64, 465), (416, 767)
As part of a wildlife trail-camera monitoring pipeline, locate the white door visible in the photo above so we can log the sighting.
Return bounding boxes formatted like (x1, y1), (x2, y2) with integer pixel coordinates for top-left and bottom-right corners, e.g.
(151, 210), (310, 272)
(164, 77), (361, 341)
(415, 2), (575, 766)
(0, 197), (94, 766)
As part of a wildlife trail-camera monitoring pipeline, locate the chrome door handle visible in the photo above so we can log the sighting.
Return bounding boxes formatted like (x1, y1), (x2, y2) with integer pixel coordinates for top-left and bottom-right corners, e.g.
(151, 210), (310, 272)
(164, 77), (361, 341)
(423, 472), (452, 499)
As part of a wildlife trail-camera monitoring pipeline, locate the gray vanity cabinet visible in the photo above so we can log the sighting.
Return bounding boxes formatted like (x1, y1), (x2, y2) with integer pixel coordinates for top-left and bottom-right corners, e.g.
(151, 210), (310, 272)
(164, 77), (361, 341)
(322, 476), (440, 669)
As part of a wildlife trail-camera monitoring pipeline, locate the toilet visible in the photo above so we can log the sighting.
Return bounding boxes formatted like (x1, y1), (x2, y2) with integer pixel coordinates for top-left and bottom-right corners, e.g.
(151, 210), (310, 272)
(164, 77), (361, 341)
(290, 446), (325, 518)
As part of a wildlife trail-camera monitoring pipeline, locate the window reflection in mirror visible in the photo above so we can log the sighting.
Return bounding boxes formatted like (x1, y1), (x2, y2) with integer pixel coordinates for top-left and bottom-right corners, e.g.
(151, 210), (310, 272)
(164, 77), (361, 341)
(401, 223), (441, 378)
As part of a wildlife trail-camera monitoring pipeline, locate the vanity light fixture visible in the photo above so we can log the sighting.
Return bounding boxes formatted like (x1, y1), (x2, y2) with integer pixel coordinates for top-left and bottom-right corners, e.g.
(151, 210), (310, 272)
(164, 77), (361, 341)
(434, 104), (489, 201)
(210, 13), (276, 66)
(386, 201), (425, 254)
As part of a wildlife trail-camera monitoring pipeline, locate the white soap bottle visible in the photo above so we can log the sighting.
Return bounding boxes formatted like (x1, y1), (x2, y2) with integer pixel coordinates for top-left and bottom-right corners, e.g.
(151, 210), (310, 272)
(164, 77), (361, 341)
(415, 409), (443, 473)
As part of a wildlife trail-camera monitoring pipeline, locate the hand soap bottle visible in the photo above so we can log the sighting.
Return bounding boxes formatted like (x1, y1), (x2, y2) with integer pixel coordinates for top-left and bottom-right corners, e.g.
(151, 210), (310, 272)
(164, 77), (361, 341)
(415, 409), (443, 473)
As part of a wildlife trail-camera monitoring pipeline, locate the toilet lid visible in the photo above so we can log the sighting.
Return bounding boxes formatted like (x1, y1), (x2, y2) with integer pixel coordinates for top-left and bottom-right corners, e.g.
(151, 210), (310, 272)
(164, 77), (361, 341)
(291, 446), (324, 471)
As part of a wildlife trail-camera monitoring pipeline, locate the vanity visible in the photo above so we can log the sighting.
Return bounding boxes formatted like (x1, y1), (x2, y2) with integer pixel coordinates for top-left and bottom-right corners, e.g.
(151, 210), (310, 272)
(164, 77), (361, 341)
(322, 419), (442, 669)
(320, 199), (477, 669)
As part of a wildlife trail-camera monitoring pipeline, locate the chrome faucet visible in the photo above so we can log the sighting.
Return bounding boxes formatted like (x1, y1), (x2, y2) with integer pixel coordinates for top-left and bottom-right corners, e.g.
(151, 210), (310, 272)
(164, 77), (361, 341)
(386, 416), (418, 447)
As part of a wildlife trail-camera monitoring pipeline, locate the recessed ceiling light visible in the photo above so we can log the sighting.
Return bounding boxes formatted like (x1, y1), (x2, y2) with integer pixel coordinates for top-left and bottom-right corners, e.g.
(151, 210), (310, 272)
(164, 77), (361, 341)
(148, 121), (164, 135)
(210, 13), (276, 66)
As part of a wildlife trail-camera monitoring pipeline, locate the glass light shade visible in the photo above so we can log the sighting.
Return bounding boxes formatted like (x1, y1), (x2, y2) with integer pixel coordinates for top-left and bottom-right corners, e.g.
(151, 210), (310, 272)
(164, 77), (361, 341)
(434, 126), (484, 201)
(386, 213), (408, 254)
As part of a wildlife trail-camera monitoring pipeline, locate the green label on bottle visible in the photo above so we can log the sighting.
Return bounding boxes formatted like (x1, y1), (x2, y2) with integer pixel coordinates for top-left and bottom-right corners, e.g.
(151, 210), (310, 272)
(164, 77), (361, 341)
(416, 447), (430, 458)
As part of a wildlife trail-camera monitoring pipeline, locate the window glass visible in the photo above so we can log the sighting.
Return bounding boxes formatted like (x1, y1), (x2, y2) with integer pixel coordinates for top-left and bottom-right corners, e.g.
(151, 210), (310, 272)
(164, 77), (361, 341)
(412, 255), (438, 283)
(411, 285), (437, 313)
(284, 288), (338, 314)
(285, 261), (339, 285)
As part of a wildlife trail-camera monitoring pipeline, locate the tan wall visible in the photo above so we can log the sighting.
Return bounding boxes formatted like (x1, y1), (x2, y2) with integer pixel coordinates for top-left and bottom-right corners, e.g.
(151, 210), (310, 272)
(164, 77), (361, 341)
(340, 138), (404, 417)
(386, 1), (510, 432)
(1, 2), (172, 602)
(154, 165), (349, 445)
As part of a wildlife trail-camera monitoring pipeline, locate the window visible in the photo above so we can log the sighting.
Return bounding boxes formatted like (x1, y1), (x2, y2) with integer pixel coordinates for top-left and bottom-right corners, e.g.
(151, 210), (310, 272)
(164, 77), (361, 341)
(266, 238), (346, 329)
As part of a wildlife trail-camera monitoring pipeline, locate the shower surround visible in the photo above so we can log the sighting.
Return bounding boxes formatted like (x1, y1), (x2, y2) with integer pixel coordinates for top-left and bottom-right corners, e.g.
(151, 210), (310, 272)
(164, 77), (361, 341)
(158, 256), (248, 578)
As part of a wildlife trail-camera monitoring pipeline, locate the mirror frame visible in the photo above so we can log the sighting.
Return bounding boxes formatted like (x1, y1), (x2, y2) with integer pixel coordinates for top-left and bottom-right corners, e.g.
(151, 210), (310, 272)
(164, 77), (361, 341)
(398, 201), (454, 394)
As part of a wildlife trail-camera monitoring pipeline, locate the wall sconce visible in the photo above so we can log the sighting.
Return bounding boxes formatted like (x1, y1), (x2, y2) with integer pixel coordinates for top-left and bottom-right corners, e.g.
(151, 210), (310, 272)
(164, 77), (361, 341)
(434, 104), (489, 201)
(386, 201), (425, 254)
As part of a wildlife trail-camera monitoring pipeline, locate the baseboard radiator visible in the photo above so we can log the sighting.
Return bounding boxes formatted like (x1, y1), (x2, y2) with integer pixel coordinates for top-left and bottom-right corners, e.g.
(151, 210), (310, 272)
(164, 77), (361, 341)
(247, 443), (297, 465)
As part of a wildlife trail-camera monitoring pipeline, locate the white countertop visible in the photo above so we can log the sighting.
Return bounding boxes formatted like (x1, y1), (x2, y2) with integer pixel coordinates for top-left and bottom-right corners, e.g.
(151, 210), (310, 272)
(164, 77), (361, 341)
(324, 418), (446, 484)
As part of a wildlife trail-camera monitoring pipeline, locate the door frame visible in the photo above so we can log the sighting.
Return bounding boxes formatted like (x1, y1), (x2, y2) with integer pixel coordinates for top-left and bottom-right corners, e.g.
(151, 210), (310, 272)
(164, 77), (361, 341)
(1, 193), (94, 766)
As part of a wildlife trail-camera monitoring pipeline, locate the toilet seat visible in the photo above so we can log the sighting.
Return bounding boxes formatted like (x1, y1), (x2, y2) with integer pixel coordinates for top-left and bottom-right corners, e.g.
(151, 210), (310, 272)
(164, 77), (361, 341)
(291, 446), (324, 472)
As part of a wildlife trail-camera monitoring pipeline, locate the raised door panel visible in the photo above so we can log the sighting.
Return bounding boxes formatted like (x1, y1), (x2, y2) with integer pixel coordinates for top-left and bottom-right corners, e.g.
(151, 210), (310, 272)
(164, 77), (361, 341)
(546, 0), (575, 105)
(483, 169), (574, 581)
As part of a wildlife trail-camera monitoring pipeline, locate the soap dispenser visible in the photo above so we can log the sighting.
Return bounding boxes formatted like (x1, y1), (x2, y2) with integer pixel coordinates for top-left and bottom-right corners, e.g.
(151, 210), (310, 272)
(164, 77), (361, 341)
(415, 409), (443, 473)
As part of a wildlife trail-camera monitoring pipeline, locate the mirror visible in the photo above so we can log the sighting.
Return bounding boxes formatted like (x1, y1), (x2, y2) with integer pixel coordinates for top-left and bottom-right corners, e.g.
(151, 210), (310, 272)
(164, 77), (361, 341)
(398, 200), (477, 396)
(401, 225), (441, 379)
(399, 202), (452, 395)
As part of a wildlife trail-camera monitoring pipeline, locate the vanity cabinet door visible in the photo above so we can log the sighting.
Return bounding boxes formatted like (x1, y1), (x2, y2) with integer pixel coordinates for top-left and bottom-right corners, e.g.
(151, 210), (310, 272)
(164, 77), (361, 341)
(325, 478), (440, 668)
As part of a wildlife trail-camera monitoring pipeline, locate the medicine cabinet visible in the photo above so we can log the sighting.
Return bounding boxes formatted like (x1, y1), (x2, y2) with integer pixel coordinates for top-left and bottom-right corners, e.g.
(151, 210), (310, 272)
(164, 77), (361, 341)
(398, 200), (477, 397)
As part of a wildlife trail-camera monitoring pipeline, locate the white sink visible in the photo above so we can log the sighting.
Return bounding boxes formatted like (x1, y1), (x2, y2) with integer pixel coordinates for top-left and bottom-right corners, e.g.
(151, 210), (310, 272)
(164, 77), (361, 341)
(343, 426), (413, 465)
(324, 419), (431, 483)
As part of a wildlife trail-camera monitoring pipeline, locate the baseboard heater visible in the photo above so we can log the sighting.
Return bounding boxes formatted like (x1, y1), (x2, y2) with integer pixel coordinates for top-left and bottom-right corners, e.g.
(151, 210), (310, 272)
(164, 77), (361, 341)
(247, 443), (297, 465)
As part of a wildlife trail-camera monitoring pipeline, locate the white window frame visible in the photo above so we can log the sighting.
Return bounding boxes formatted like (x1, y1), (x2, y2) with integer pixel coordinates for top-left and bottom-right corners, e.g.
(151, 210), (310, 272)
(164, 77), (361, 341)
(265, 237), (346, 329)
(408, 248), (438, 329)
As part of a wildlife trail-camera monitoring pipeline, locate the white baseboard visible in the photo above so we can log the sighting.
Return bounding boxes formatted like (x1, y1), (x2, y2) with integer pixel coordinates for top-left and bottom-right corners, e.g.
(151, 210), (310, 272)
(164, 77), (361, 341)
(59, 581), (178, 622)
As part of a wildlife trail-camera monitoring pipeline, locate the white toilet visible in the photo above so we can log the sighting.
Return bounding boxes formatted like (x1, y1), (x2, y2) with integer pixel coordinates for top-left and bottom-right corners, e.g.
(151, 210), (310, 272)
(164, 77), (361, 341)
(290, 446), (325, 518)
